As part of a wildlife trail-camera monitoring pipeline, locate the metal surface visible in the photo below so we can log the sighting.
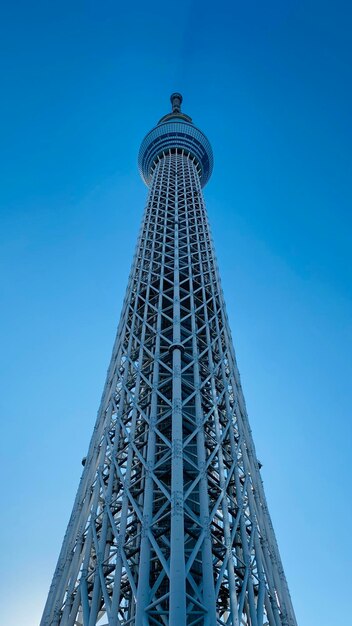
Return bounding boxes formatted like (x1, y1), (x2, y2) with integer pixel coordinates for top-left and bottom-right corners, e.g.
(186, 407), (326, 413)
(41, 95), (297, 626)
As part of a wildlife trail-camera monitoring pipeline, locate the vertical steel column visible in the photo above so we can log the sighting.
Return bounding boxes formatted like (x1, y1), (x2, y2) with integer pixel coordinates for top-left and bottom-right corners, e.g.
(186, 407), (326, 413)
(181, 156), (217, 626)
(169, 162), (186, 625)
(135, 161), (167, 626)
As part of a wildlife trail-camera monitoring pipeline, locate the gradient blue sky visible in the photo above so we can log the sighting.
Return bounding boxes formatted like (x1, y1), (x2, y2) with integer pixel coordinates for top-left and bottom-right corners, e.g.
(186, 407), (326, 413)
(0, 2), (351, 624)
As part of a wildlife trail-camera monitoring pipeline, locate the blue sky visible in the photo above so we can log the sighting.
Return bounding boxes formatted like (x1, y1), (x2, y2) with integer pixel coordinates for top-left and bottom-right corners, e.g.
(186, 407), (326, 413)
(0, 1), (351, 624)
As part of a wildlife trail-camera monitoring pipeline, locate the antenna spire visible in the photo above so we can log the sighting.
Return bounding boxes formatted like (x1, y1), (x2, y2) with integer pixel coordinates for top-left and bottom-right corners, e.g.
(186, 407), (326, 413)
(170, 92), (183, 113)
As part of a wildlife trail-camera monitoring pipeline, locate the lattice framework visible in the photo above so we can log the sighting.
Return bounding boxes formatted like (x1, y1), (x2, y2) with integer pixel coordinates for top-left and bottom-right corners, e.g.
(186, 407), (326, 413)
(41, 111), (297, 626)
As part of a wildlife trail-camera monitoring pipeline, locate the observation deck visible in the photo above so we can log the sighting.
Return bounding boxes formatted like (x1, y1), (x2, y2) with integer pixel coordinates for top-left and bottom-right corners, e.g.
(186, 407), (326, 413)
(138, 93), (213, 188)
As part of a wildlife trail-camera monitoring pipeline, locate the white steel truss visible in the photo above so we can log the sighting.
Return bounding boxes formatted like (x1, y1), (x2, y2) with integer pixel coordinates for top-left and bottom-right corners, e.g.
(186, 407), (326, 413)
(41, 97), (297, 626)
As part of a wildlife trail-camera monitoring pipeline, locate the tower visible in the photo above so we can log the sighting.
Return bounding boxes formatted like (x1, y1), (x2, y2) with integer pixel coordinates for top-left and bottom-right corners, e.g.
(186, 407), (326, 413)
(41, 94), (297, 626)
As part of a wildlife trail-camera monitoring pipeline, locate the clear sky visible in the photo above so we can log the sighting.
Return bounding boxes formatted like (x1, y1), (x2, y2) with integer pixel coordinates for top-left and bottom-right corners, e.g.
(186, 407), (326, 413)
(0, 1), (351, 625)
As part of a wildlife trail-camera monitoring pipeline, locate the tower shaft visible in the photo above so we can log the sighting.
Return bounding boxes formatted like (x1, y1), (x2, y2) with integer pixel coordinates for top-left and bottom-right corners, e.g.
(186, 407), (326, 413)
(41, 98), (297, 626)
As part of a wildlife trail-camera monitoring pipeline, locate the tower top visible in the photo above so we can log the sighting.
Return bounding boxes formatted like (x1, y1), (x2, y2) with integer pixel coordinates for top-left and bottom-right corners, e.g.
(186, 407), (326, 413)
(138, 93), (213, 188)
(170, 92), (183, 113)
(157, 92), (192, 125)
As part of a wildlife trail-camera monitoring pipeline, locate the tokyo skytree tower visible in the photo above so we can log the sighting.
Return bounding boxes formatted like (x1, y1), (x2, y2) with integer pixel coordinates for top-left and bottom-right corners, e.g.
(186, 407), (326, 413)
(41, 94), (297, 626)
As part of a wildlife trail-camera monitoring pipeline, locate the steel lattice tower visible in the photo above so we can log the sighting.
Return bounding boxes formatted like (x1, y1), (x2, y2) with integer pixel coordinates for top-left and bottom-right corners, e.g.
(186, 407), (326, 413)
(41, 94), (297, 626)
